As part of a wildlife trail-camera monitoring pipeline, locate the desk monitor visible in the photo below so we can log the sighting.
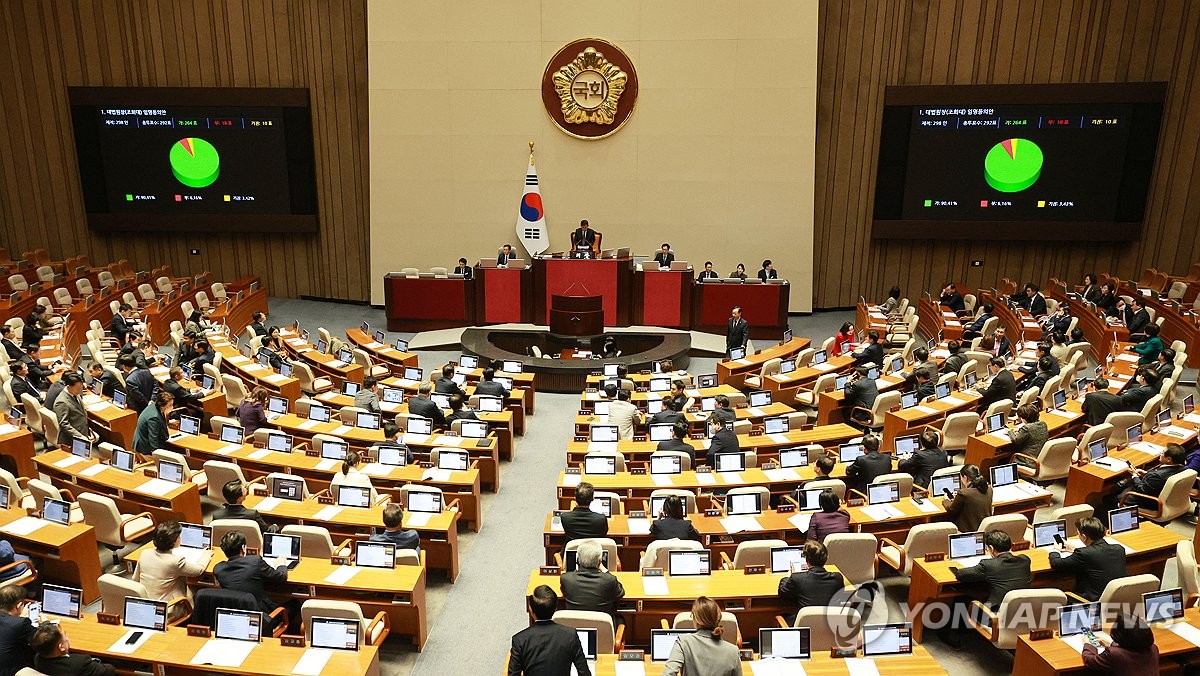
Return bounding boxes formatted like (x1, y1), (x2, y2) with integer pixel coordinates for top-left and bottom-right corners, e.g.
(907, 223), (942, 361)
(935, 382), (951, 399)
(964, 371), (978, 389)
(783, 328), (793, 343)
(714, 452), (745, 473)
(749, 391), (772, 407)
(450, 373), (467, 387)
(583, 455), (616, 475)
(779, 447), (809, 468)
(589, 425), (618, 443)
(835, 375), (850, 391)
(355, 541), (396, 569)
(990, 463), (1018, 488)
(0, 485), (8, 510)
(1059, 602), (1102, 636)
(279, 362), (294, 378)
(162, 354), (172, 368)
(867, 481), (900, 505)
(696, 374), (718, 388)
(763, 416), (788, 435)
(123, 597), (167, 631)
(381, 387), (404, 404)
(91, 379), (103, 395)
(41, 584), (82, 619)
(1143, 588), (1185, 623)
(1087, 439), (1108, 462)
(320, 439), (349, 461)
(1126, 423), (1143, 445)
(267, 431), (293, 453)
(271, 476), (305, 501)
(812, 350), (828, 366)
(179, 522), (212, 550)
(308, 404), (331, 423)
(215, 608), (263, 643)
(866, 367), (881, 380)
(841, 341), (854, 355)
(256, 349), (270, 366)
(667, 550), (711, 576)
(501, 360), (523, 374)
(157, 459), (185, 484)
(493, 376), (515, 391)
(316, 339), (328, 354)
(351, 411), (379, 430)
(70, 437), (91, 459)
(986, 412), (1005, 433)
(603, 363), (619, 377)
(930, 474), (958, 499)
(1108, 506), (1139, 534)
(336, 485), (372, 509)
(376, 444), (408, 467)
(338, 380), (359, 397)
(373, 329), (385, 343)
(650, 454), (682, 476)
(649, 377), (671, 393)
(407, 416), (433, 435)
(112, 448), (136, 472)
(310, 616), (361, 651)
(759, 627), (811, 659)
(403, 366), (423, 382)
(1156, 407), (1171, 429)
(600, 378), (619, 392)
(796, 487), (825, 512)
(267, 396), (288, 416)
(900, 391), (918, 409)
(729, 346), (746, 360)
(478, 396), (503, 412)
(220, 423), (244, 445)
(458, 354), (478, 370)
(1032, 520), (1067, 549)
(407, 491), (442, 513)
(395, 338), (409, 353)
(645, 399), (664, 415)
(575, 628), (598, 660)
(700, 396), (716, 412)
(894, 434), (919, 456)
(1048, 388), (1066, 410)
(42, 497), (71, 526)
(263, 532), (301, 562)
(650, 629), (690, 661)
(770, 546), (807, 574)
(437, 449), (469, 471)
(1185, 394), (1194, 415)
(430, 393), (451, 410)
(648, 423), (674, 442)
(838, 443), (865, 463)
(948, 531), (985, 560)
(727, 492), (761, 516)
(588, 496), (613, 518)
(891, 357), (905, 374)
(861, 623), (912, 656)
(780, 358), (797, 374)
(109, 388), (128, 410)
(460, 420), (488, 439)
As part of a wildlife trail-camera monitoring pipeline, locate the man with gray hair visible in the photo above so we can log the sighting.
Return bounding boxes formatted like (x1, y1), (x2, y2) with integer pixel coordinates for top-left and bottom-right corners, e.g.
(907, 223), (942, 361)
(406, 381), (447, 428)
(560, 539), (625, 625)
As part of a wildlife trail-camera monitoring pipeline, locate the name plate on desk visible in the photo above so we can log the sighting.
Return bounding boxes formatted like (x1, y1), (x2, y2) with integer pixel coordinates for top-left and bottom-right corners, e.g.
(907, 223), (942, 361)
(280, 635), (306, 648)
(923, 552), (946, 562)
(630, 468), (647, 475)
(316, 494), (334, 505)
(540, 566), (561, 576)
(695, 466), (711, 473)
(1011, 540), (1031, 551)
(761, 461), (778, 470)
(619, 650), (646, 661)
(704, 509), (721, 517)
(777, 504), (796, 513)
(690, 433), (705, 440)
(187, 625), (212, 638)
(739, 649), (754, 661)
(846, 498), (864, 507)
(97, 612), (120, 626)
(749, 428), (762, 436)
(642, 568), (664, 577)
(629, 510), (647, 519)
(1029, 629), (1054, 641)
(574, 436), (587, 442)
(564, 468), (581, 475)
(331, 555), (351, 566)
(744, 565), (765, 575)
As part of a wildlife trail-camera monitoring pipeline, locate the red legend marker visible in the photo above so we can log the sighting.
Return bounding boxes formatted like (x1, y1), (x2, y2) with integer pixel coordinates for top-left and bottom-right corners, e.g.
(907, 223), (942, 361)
(175, 195), (182, 201)
(980, 200), (988, 207)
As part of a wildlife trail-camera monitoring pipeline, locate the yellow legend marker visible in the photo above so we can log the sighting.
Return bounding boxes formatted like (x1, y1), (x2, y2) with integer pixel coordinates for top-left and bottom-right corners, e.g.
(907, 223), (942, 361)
(1037, 200), (1046, 207)
(223, 195), (231, 202)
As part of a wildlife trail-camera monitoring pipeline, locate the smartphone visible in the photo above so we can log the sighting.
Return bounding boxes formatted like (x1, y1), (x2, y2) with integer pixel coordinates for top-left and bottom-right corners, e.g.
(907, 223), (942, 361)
(942, 488), (954, 499)
(26, 601), (40, 625)
(125, 630), (144, 645)
(1083, 628), (1099, 647)
(912, 495), (924, 505)
(1054, 534), (1065, 547)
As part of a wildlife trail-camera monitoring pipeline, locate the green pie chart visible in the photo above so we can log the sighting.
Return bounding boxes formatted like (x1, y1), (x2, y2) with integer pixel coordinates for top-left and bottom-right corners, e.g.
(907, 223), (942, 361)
(984, 138), (1042, 192)
(169, 137), (220, 189)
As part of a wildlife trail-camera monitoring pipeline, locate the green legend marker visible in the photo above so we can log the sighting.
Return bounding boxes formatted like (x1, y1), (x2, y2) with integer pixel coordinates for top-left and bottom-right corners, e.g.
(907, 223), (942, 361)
(984, 138), (1043, 193)
(923, 199), (933, 207)
(169, 137), (220, 189)
(125, 194), (134, 201)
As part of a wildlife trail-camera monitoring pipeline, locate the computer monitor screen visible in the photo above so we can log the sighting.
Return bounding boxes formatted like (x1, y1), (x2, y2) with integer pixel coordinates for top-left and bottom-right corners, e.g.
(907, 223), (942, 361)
(650, 630), (690, 661)
(867, 367), (881, 380)
(267, 432), (293, 453)
(493, 376), (515, 391)
(70, 437), (91, 458)
(501, 360), (523, 374)
(1108, 506), (1139, 534)
(376, 445), (408, 467)
(796, 487), (825, 512)
(271, 477), (304, 501)
(935, 382), (951, 399)
(649, 378), (671, 393)
(355, 411), (380, 430)
(594, 397), (613, 416)
(279, 362), (294, 377)
(838, 443), (865, 463)
(645, 399), (663, 415)
(341, 381), (360, 397)
(407, 416), (433, 435)
(812, 350), (828, 365)
(964, 371), (978, 388)
(1059, 602), (1102, 636)
(179, 522), (212, 550)
(727, 492), (761, 515)
(429, 394), (451, 410)
(667, 550), (711, 576)
(835, 375), (850, 391)
(407, 491), (442, 513)
(437, 450), (469, 471)
(714, 452), (745, 473)
(1052, 389), (1067, 409)
(267, 396), (288, 415)
(589, 426), (618, 443)
(764, 416), (788, 434)
(583, 455), (616, 475)
(310, 617), (361, 651)
(867, 482), (900, 505)
(112, 389), (127, 409)
(42, 498), (71, 526)
(900, 392), (918, 409)
(221, 423), (244, 444)
(603, 364), (619, 377)
(395, 339), (409, 353)
(563, 549), (610, 573)
(200, 374), (216, 390)
(948, 532), (985, 559)
(215, 608), (263, 642)
(729, 346), (746, 360)
(458, 355), (478, 370)
(779, 359), (796, 374)
(336, 485), (372, 509)
(588, 496), (612, 518)
(1032, 520), (1067, 548)
(309, 404), (331, 423)
(316, 340), (328, 354)
(700, 397), (716, 412)
(759, 627), (811, 659)
(373, 329), (385, 343)
(1088, 439), (1107, 461)
(157, 459), (185, 484)
(355, 541), (396, 569)
(263, 533), (301, 561)
(930, 474), (958, 498)
(1185, 394), (1195, 414)
(861, 623), (912, 656)
(987, 412), (1005, 432)
(320, 440), (349, 461)
(1127, 423), (1142, 444)
(112, 448), (135, 472)
(749, 391), (771, 407)
(460, 420), (488, 439)
(1143, 588), (1185, 623)
(382, 387), (403, 404)
(990, 463), (1018, 487)
(697, 374), (717, 388)
(179, 414), (201, 436)
(650, 455), (682, 475)
(770, 545), (807, 574)
(403, 367), (422, 381)
(649, 423), (674, 442)
(123, 597), (167, 631)
(783, 328), (793, 343)
(450, 373), (467, 386)
(0, 485), (8, 509)
(478, 396), (503, 412)
(779, 447), (809, 468)
(41, 584), (82, 619)
(894, 434), (920, 456)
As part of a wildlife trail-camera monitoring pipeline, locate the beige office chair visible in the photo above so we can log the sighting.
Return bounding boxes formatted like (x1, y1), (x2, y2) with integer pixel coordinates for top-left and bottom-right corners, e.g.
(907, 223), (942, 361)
(592, 492), (625, 516)
(1122, 469), (1197, 523)
(788, 606), (861, 651)
(800, 478), (847, 500)
(201, 460), (264, 502)
(220, 374), (249, 411)
(292, 362), (334, 396)
(1178, 541), (1200, 599)
(721, 539), (788, 570)
(1048, 505), (1094, 537)
(825, 533), (878, 585)
(151, 449), (207, 490)
(1139, 394), (1165, 431)
(1015, 436), (1076, 483)
(560, 538), (620, 572)
(672, 611), (741, 646)
(211, 518), (265, 552)
(398, 485), (458, 514)
(977, 514), (1029, 544)
(1078, 424), (1113, 459)
(744, 358), (781, 389)
(583, 451), (627, 474)
(877, 522), (958, 577)
(7, 274), (30, 294)
(34, 266), (54, 283)
(282, 524), (351, 559)
(0, 468), (34, 511)
(301, 599), (390, 647)
(1073, 574), (1160, 616)
(648, 489), (698, 514)
(209, 414), (240, 436)
(1104, 412), (1146, 448)
(98, 270), (116, 288)
(78, 492), (155, 571)
(27, 479), (82, 522)
(985, 398), (1014, 420)
(938, 412), (979, 455)
(76, 278), (94, 297)
(852, 391), (900, 431)
(553, 610), (624, 653)
(353, 349), (390, 379)
(969, 588), (1066, 649)
(639, 538), (704, 571)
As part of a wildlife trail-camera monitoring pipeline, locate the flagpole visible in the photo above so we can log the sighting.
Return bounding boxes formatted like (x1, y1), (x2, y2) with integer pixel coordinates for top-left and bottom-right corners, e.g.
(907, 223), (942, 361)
(529, 140), (535, 165)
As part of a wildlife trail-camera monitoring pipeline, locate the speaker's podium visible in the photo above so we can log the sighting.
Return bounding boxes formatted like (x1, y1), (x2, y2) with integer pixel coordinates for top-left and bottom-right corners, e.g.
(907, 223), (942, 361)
(549, 294), (604, 336)
(533, 245), (633, 328)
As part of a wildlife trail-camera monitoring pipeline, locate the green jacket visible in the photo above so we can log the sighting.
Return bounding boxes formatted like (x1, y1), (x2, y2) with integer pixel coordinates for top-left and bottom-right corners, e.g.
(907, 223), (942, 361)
(132, 404), (168, 455)
(1132, 336), (1163, 364)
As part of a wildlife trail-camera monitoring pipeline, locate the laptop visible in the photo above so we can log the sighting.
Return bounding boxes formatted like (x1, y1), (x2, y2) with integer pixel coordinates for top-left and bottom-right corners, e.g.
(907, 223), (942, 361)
(1087, 439), (1110, 464)
(42, 497), (71, 526)
(861, 623), (913, 656)
(407, 416), (433, 435)
(501, 360), (523, 374)
(764, 416), (789, 434)
(986, 412), (1006, 433)
(600, 378), (619, 392)
(320, 439), (349, 461)
(477, 396), (503, 412)
(403, 366), (423, 382)
(602, 364), (619, 377)
(407, 491), (442, 513)
(458, 354), (479, 370)
(648, 423), (674, 442)
(759, 627), (812, 659)
(111, 448), (136, 472)
(215, 608), (263, 642)
(649, 377), (671, 393)
(867, 481), (900, 505)
(990, 463), (1018, 488)
(437, 449), (469, 471)
(336, 485), (372, 509)
(179, 522), (212, 551)
(729, 346), (746, 360)
(588, 496), (613, 518)
(696, 374), (717, 388)
(262, 532), (301, 569)
(589, 425), (618, 443)
(70, 436), (91, 459)
(308, 404), (331, 423)
(650, 629), (690, 661)
(749, 391), (772, 407)
(727, 492), (762, 515)
(40, 584), (82, 620)
(310, 616), (362, 651)
(271, 476), (305, 501)
(714, 452), (745, 473)
(1143, 588), (1185, 623)
(948, 531), (986, 562)
(266, 396), (288, 421)
(123, 597), (167, 632)
(583, 455), (616, 475)
(930, 474), (958, 499)
(459, 420), (489, 439)
(900, 391), (919, 409)
(779, 447), (809, 468)
(220, 423), (244, 445)
(156, 459), (185, 484)
(770, 545), (807, 574)
(1108, 506), (1139, 534)
(355, 541), (396, 569)
(266, 431), (293, 453)
(650, 454), (682, 475)
(838, 443), (865, 463)
(894, 434), (919, 457)
(1059, 602), (1102, 636)
(375, 444), (408, 467)
(1032, 520), (1067, 549)
(667, 550), (711, 576)
(355, 411), (381, 430)
(783, 328), (793, 343)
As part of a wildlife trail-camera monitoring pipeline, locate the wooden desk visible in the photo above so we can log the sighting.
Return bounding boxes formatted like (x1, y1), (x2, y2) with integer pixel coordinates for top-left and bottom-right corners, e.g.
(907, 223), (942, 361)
(577, 650), (945, 675)
(573, 402), (798, 437)
(435, 360), (537, 416)
(35, 449), (203, 523)
(80, 393), (138, 450)
(764, 355), (856, 407)
(693, 280), (790, 340)
(916, 296), (963, 342)
(564, 423), (862, 466)
(345, 327), (419, 373)
(380, 374), (531, 430)
(1013, 606), (1200, 675)
(856, 301), (894, 337)
(209, 285), (270, 337)
(212, 340), (303, 404)
(579, 384), (743, 412)
(0, 507), (103, 602)
(1063, 428), (1198, 510)
(243, 494), (460, 581)
(634, 269), (693, 328)
(716, 337), (811, 389)
(0, 427), (36, 479)
(816, 374), (907, 426)
(881, 390), (982, 452)
(277, 328), (365, 387)
(906, 522), (1185, 643)
(963, 404), (1087, 473)
(65, 617), (382, 675)
(384, 273), (476, 331)
(1045, 288), (1130, 364)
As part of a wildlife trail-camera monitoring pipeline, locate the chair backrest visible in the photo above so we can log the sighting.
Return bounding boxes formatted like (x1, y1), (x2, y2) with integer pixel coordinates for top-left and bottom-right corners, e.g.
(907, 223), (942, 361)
(1038, 375), (1063, 407)
(1103, 412), (1145, 447)
(795, 348), (815, 368)
(729, 539), (788, 569)
(759, 358), (782, 379)
(648, 489), (697, 514)
(27, 478), (66, 507)
(1099, 574), (1160, 615)
(552, 610), (617, 654)
(563, 538), (620, 571)
(6, 275), (27, 292)
(300, 599), (369, 642)
(151, 449), (195, 480)
(985, 398), (1013, 420)
(825, 533), (877, 585)
(399, 485), (447, 513)
(803, 479), (846, 499)
(641, 538), (704, 570)
(1032, 437), (1077, 481)
(1016, 387), (1040, 408)
(1078, 424), (1112, 453)
(78, 493), (124, 546)
(941, 412), (980, 450)
(794, 606), (860, 650)
(195, 290), (211, 308)
(201, 460), (246, 502)
(211, 282), (227, 301)
(672, 611), (740, 646)
(53, 287), (72, 307)
(870, 473), (913, 498)
(1050, 504), (1094, 537)
(38, 407), (60, 446)
(281, 524), (338, 558)
(137, 283), (155, 301)
(867, 391), (900, 425)
(209, 414), (239, 435)
(992, 589), (1067, 649)
(901, 523), (960, 575)
(977, 514), (1029, 544)
(211, 518), (264, 551)
(1177, 541), (1200, 598)
(35, 266), (53, 282)
(98, 573), (148, 615)
(1139, 394), (1164, 428)
(1155, 469), (1198, 521)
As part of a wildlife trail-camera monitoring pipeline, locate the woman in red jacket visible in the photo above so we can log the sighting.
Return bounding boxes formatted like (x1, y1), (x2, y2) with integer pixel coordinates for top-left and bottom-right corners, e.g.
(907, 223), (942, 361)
(829, 322), (855, 356)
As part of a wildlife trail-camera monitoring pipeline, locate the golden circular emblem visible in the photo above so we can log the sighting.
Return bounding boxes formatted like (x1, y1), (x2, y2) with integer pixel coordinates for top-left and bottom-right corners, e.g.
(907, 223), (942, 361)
(542, 39), (638, 140)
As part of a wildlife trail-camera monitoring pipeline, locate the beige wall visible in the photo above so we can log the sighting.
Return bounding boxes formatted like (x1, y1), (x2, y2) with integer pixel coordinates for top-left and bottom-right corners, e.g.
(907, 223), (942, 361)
(367, 0), (818, 312)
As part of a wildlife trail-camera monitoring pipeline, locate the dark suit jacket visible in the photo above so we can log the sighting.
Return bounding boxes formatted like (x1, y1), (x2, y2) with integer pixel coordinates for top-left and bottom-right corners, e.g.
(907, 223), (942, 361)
(806, 510), (851, 543)
(899, 448), (951, 488)
(778, 566), (845, 610)
(475, 380), (510, 398)
(652, 252), (675, 268)
(407, 396), (448, 428)
(508, 620), (591, 676)
(846, 451), (892, 492)
(1, 339), (22, 361)
(993, 337), (1012, 358)
(655, 438), (696, 467)
(20, 354), (51, 391)
(561, 567), (625, 623)
(0, 611), (36, 676)
(110, 314), (134, 344)
(726, 317), (749, 351)
(964, 312), (991, 334)
(1128, 463), (1186, 497)
(453, 265), (473, 280)
(757, 268), (778, 281)
(952, 552), (1032, 609)
(650, 516), (701, 541)
(1120, 385), (1156, 412)
(712, 407), (737, 425)
(1082, 391), (1123, 425)
(571, 228), (597, 248)
(34, 654), (115, 676)
(9, 375), (39, 404)
(213, 555), (289, 615)
(370, 528), (421, 552)
(1029, 294), (1047, 316)
(940, 292), (965, 314)
(943, 485), (992, 533)
(940, 352), (969, 376)
(163, 378), (203, 410)
(853, 342), (884, 367)
(977, 369), (1016, 410)
(844, 378), (878, 422)
(698, 270), (718, 280)
(1049, 540), (1127, 602)
(705, 428), (741, 468)
(446, 409), (479, 425)
(559, 506), (608, 544)
(649, 410), (684, 426)
(434, 377), (467, 398)
(211, 503), (274, 535)
(497, 251), (512, 266)
(1125, 308), (1151, 336)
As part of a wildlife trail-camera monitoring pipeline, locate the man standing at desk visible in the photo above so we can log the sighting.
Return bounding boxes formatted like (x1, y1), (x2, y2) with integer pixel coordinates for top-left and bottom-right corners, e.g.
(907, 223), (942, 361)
(726, 306), (749, 354)
(571, 220), (597, 252)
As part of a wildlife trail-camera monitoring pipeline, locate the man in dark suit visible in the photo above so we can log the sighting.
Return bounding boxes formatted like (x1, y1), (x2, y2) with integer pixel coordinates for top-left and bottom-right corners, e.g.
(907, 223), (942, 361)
(1110, 443), (1188, 510)
(851, 331), (885, 367)
(1022, 283), (1048, 316)
(1041, 305), (1071, 339)
(434, 364), (468, 398)
(20, 344), (54, 392)
(475, 368), (510, 398)
(163, 366), (205, 416)
(913, 367), (936, 399)
(1048, 517), (1127, 602)
(711, 395), (737, 425)
(939, 340), (969, 376)
(1081, 377), (1123, 425)
(190, 340), (215, 371)
(211, 480), (279, 534)
(1124, 297), (1151, 339)
(757, 260), (778, 281)
(508, 585), (591, 676)
(0, 326), (22, 362)
(990, 327), (1012, 359)
(656, 422), (696, 467)
(844, 365), (879, 429)
(369, 503), (420, 553)
(697, 261), (718, 280)
(407, 382), (448, 428)
(649, 397), (684, 426)
(651, 244), (674, 269)
(122, 355), (156, 413)
(899, 429), (950, 488)
(445, 395), (479, 425)
(110, 303), (136, 345)
(53, 373), (93, 446)
(726, 306), (749, 354)
(939, 283), (966, 315)
(0, 584), (36, 676)
(176, 331), (199, 365)
(7, 361), (39, 405)
(777, 541), (845, 623)
(950, 530), (1032, 609)
(214, 531), (299, 631)
(976, 357), (1016, 411)
(561, 540), (624, 624)
(845, 434), (890, 493)
(248, 312), (268, 337)
(30, 622), (115, 676)
(705, 414), (741, 468)
(1119, 369), (1158, 412)
(497, 244), (515, 267)
(1154, 348), (1177, 382)
(571, 220), (597, 252)
(960, 303), (993, 339)
(559, 482), (608, 545)
(453, 257), (473, 280)
(1027, 355), (1056, 393)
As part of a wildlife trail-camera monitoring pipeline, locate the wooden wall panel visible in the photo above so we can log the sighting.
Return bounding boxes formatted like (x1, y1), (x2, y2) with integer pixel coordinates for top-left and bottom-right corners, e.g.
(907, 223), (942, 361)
(0, 0), (369, 301)
(814, 0), (1200, 308)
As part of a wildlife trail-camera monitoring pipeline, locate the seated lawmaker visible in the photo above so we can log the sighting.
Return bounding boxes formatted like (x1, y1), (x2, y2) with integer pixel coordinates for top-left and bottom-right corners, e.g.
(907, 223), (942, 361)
(475, 368), (510, 397)
(805, 489), (851, 544)
(214, 531), (299, 632)
(1153, 348), (1176, 382)
(650, 495), (700, 541)
(757, 259), (778, 281)
(844, 365), (879, 429)
(705, 413), (740, 468)
(1082, 613), (1159, 675)
(976, 357), (1016, 411)
(560, 482), (608, 545)
(698, 261), (718, 280)
(711, 395), (736, 425)
(212, 480), (279, 534)
(0, 584), (36, 675)
(497, 243), (515, 267)
(845, 434), (889, 492)
(571, 219), (597, 252)
(607, 388), (643, 440)
(652, 243), (674, 269)
(1081, 377), (1122, 425)
(1110, 442), (1188, 511)
(649, 397), (684, 426)
(950, 530), (1031, 610)
(1129, 323), (1163, 365)
(407, 382), (448, 428)
(560, 540), (624, 625)
(445, 395), (479, 425)
(453, 257), (473, 280)
(961, 303), (993, 339)
(370, 503), (420, 553)
(851, 331), (884, 367)
(939, 283), (966, 315)
(1123, 297), (1151, 339)
(942, 464), (992, 533)
(434, 364), (468, 398)
(163, 366), (205, 415)
(1120, 368), (1159, 411)
(30, 622), (116, 676)
(507, 586), (590, 676)
(1048, 517), (1127, 602)
(728, 263), (748, 280)
(134, 521), (211, 620)
(656, 422), (696, 467)
(354, 376), (382, 414)
(899, 429), (950, 489)
(777, 541), (845, 623)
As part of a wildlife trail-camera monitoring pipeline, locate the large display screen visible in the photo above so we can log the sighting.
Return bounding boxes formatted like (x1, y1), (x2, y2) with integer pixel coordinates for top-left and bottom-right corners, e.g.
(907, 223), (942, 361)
(873, 83), (1165, 240)
(69, 87), (317, 232)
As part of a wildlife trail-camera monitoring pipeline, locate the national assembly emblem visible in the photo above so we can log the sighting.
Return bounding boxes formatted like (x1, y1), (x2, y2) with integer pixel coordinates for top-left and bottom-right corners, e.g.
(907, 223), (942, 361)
(542, 39), (638, 140)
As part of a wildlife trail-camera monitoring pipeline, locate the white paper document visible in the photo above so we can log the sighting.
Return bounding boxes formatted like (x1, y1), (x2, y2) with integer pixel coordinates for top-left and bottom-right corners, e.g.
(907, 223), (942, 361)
(788, 512), (812, 532)
(767, 434), (792, 445)
(561, 473), (582, 487)
(651, 474), (675, 487)
(405, 512), (433, 528)
(587, 442), (619, 453)
(78, 463), (108, 478)
(362, 463), (390, 477)
(291, 648), (334, 675)
(297, 420), (321, 430)
(329, 425), (353, 436)
(255, 497), (283, 512)
(750, 660), (803, 676)
(763, 468), (800, 482)
(430, 435), (463, 447)
(53, 455), (87, 469)
(746, 407), (765, 417)
(217, 443), (245, 455)
(626, 518), (651, 535)
(324, 565), (360, 585)
(312, 505), (344, 521)
(861, 504), (902, 521)
(189, 638), (256, 667)
(953, 556), (985, 568)
(843, 658), (881, 676)
(421, 468), (453, 482)
(108, 628), (155, 654)
(912, 497), (941, 513)
(315, 458), (340, 472)
(717, 472), (743, 485)
(720, 516), (762, 534)
(613, 661), (647, 676)
(247, 449), (273, 460)
(136, 478), (178, 497)
(1167, 622), (1200, 648)
(264, 374), (289, 384)
(641, 576), (670, 595)
(694, 473), (717, 486)
(1, 517), (48, 536)
(1130, 441), (1166, 455)
(1060, 632), (1110, 654)
(0, 424), (18, 435)
(402, 433), (431, 445)
(914, 405), (939, 415)
(1103, 536), (1137, 554)
(942, 396), (970, 406)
